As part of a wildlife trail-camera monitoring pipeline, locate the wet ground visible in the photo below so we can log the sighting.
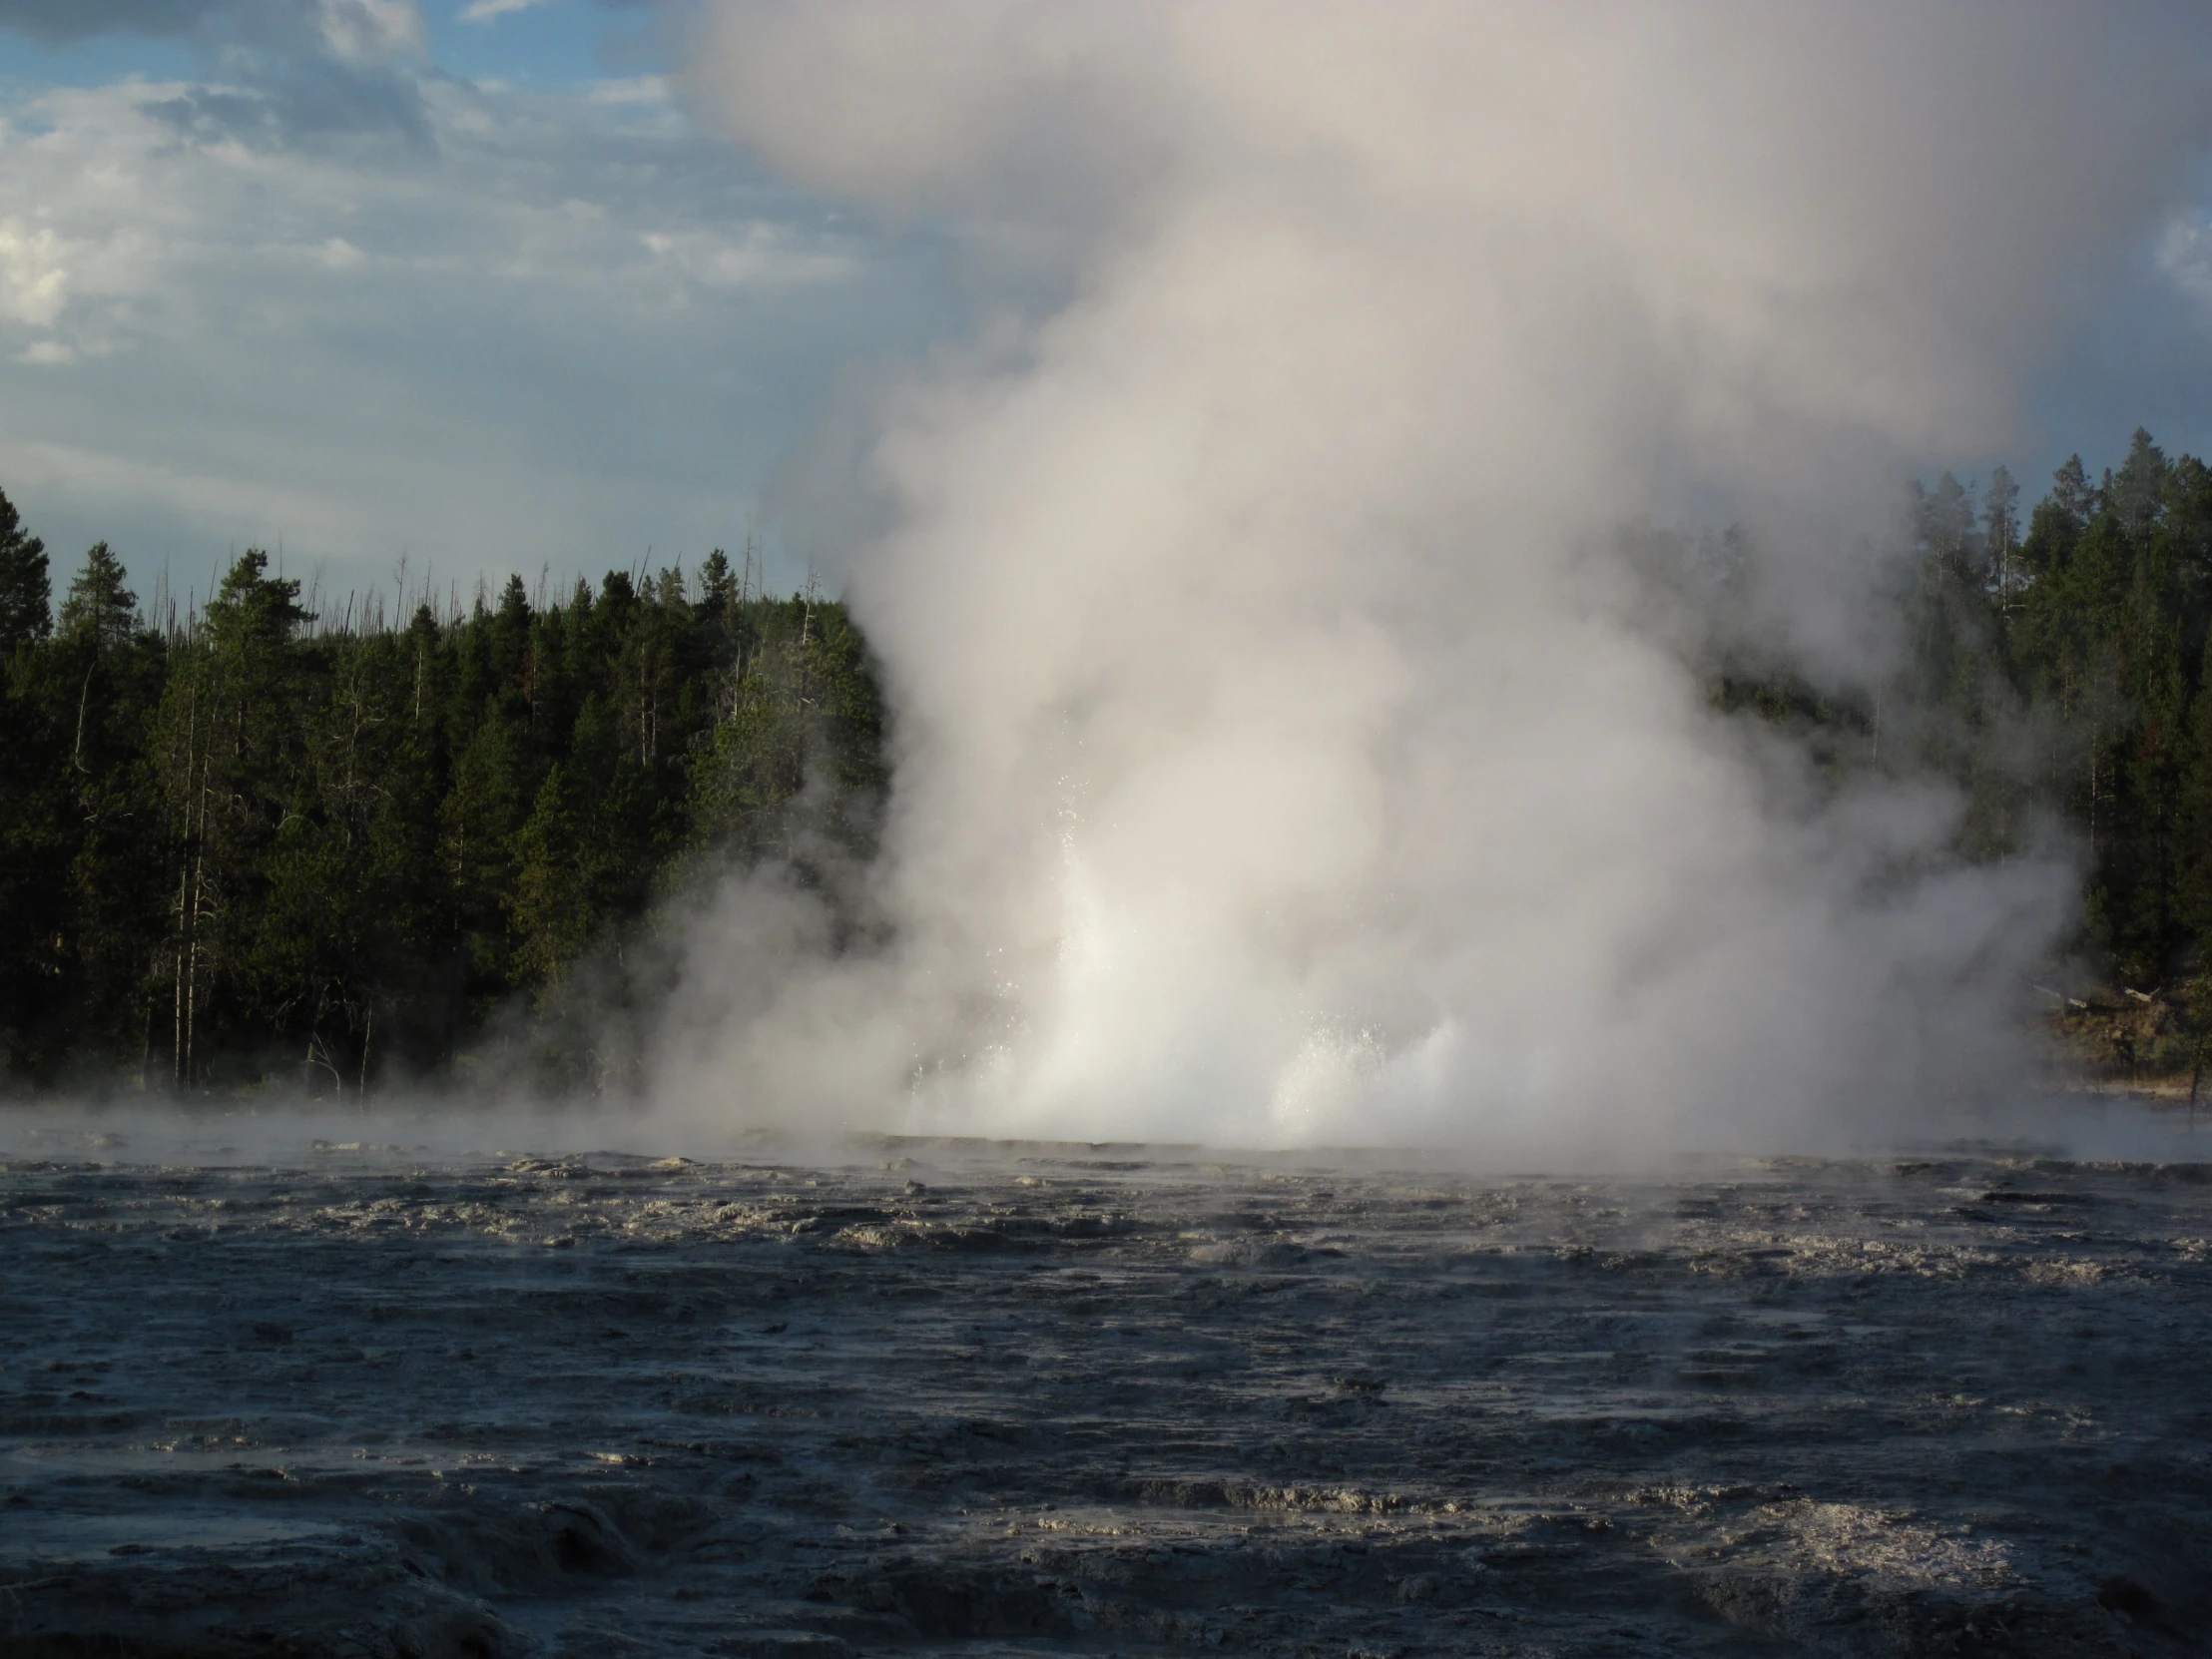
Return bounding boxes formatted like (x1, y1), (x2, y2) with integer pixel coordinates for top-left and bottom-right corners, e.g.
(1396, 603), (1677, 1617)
(3, 1122), (2211, 1657)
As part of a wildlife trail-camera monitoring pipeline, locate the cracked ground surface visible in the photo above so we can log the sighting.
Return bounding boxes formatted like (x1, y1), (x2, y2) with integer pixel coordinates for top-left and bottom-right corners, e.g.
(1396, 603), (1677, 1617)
(2, 1124), (2210, 1657)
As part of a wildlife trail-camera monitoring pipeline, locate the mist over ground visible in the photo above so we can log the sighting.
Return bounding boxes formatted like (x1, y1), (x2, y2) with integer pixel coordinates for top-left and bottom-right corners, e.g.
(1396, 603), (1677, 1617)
(628, 3), (2212, 1153)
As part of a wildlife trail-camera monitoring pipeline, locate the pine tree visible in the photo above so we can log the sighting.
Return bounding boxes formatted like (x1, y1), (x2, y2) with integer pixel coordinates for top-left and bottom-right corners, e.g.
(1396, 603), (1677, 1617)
(0, 487), (49, 651)
(507, 763), (596, 993)
(441, 707), (528, 982)
(2051, 453), (2097, 528)
(60, 542), (135, 647)
(0, 495), (65, 1083)
(2109, 427), (2168, 532)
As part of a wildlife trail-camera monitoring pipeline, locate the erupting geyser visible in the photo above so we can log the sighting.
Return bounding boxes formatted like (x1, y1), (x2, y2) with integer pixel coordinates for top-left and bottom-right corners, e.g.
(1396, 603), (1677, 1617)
(649, 2), (2212, 1151)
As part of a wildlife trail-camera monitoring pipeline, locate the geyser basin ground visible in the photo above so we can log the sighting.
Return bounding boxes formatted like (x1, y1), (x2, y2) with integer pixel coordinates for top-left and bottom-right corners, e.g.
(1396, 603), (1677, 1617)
(2, 1126), (2208, 1657)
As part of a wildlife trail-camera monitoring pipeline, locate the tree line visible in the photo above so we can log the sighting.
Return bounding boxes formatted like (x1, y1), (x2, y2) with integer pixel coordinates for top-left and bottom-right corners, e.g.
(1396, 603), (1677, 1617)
(5, 427), (2212, 1097)
(1700, 428), (2212, 1076)
(0, 515), (881, 1098)
(1724, 430), (2212, 980)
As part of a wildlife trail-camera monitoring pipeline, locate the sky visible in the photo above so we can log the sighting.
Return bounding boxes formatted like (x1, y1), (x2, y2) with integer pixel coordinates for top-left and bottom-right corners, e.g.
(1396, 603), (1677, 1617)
(0, 0), (957, 615)
(0, 1), (2209, 620)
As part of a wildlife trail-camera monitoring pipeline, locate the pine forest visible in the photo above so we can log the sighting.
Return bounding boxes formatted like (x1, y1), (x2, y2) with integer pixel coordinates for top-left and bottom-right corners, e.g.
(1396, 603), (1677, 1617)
(3, 427), (2210, 1100)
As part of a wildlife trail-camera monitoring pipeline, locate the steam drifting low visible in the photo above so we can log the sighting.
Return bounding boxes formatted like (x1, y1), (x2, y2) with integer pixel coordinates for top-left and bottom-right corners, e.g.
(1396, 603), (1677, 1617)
(652, 2), (2212, 1152)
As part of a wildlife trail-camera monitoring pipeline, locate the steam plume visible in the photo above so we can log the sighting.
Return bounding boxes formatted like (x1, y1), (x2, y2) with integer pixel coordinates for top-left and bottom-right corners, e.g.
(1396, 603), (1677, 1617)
(656, 2), (2212, 1153)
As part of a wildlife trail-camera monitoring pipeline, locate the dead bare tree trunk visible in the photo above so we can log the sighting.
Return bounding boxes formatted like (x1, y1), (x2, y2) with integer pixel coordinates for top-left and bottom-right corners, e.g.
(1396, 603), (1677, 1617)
(185, 760), (213, 1091)
(171, 688), (199, 1092)
(72, 666), (93, 777)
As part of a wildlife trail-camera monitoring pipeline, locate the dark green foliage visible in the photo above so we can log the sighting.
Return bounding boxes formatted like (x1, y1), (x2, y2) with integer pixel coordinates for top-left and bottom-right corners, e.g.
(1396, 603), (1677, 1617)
(13, 430), (2212, 1096)
(0, 535), (882, 1098)
(0, 486), (49, 652)
(1711, 432), (2212, 989)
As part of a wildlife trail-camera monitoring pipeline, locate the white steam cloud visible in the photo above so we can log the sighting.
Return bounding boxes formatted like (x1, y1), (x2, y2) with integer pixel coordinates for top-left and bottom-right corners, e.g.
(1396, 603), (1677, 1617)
(651, 2), (2211, 1154)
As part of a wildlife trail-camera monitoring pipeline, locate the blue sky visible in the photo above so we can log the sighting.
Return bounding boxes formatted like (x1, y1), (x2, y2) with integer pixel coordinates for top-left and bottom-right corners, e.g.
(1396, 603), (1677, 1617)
(0, 2), (2208, 619)
(0, 1), (626, 90)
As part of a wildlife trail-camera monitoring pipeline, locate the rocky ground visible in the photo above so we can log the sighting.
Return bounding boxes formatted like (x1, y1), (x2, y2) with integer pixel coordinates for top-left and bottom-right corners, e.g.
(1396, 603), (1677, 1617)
(3, 1119), (2210, 1657)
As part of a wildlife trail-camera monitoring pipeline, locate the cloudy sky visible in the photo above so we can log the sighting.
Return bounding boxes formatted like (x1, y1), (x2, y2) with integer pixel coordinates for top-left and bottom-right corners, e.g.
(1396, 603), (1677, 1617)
(0, 0), (2210, 617)
(0, 0), (958, 613)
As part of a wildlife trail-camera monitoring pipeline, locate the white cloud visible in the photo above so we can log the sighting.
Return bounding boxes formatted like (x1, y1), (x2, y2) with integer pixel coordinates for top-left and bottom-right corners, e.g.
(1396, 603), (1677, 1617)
(638, 223), (851, 287)
(0, 75), (864, 350)
(2159, 214), (2212, 306)
(0, 216), (75, 327)
(0, 66), (937, 597)
(587, 77), (672, 106)
(315, 0), (426, 61)
(458, 0), (551, 23)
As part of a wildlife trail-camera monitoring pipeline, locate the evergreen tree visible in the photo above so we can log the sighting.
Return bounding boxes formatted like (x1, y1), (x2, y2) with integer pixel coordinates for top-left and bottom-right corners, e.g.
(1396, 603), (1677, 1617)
(60, 542), (135, 647)
(38, 436), (2212, 1091)
(507, 763), (598, 994)
(0, 486), (49, 651)
(2051, 452), (2097, 529)
(0, 523), (894, 1093)
(2108, 427), (2167, 532)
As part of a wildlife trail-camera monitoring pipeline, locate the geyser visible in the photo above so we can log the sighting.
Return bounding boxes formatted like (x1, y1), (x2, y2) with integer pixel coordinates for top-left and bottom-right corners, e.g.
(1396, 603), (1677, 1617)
(652, 1), (2212, 1151)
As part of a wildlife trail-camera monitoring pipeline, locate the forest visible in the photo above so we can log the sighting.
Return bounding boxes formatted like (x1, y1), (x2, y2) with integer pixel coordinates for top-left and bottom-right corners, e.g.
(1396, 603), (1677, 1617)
(2, 426), (2210, 1099)
(0, 525), (883, 1098)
